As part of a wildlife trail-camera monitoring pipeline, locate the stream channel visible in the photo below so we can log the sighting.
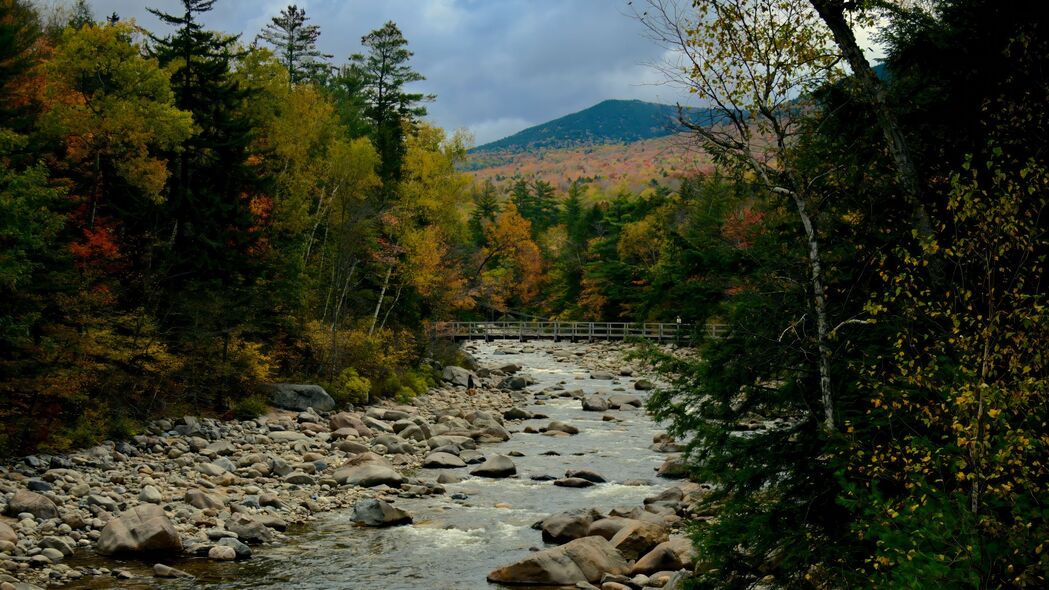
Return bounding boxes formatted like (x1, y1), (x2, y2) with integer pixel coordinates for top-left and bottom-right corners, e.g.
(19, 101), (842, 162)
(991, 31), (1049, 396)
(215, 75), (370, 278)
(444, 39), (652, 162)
(66, 340), (671, 590)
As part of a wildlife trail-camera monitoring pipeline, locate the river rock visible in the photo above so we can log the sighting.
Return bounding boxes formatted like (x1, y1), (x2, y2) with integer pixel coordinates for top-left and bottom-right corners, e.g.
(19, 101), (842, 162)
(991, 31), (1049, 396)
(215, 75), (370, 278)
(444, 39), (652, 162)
(590, 371), (615, 380)
(185, 489), (224, 511)
(423, 452), (467, 468)
(139, 485), (163, 504)
(633, 379), (656, 391)
(217, 536), (252, 559)
(351, 499), (413, 527)
(587, 517), (634, 540)
(333, 463), (405, 488)
(609, 520), (669, 560)
(630, 538), (696, 574)
(153, 563), (193, 578)
(5, 490), (59, 520)
(540, 508), (603, 543)
(546, 421), (579, 435)
(487, 536), (629, 586)
(554, 477), (594, 488)
(208, 545), (237, 561)
(566, 469), (606, 483)
(582, 395), (609, 412)
(39, 536), (75, 558)
(608, 394), (643, 408)
(227, 515), (274, 544)
(0, 522), (16, 544)
(442, 366), (478, 388)
(503, 407), (533, 420)
(657, 456), (689, 479)
(96, 504), (183, 555)
(470, 455), (517, 478)
(265, 383), (335, 412)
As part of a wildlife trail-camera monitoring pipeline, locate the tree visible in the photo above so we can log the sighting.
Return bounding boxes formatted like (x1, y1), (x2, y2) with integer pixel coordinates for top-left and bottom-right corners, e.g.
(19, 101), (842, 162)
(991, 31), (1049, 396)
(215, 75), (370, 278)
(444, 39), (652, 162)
(257, 4), (330, 85)
(468, 179), (499, 246)
(0, 0), (41, 135)
(350, 21), (433, 186)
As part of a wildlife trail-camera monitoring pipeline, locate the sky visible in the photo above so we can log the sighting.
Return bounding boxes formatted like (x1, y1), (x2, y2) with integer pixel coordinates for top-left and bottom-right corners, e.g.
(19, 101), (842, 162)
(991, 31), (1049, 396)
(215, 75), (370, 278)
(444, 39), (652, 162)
(82, 0), (692, 146)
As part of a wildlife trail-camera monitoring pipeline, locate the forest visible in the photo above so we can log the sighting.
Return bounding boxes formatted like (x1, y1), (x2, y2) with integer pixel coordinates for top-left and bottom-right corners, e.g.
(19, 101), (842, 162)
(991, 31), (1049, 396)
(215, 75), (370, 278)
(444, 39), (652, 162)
(1, 0), (1046, 587)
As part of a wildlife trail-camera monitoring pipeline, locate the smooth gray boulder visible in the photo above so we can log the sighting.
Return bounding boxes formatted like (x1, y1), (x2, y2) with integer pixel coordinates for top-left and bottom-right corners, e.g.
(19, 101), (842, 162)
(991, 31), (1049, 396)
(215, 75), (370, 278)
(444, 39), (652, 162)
(96, 505), (182, 555)
(264, 384), (335, 412)
(582, 395), (609, 412)
(634, 379), (656, 391)
(442, 366), (478, 388)
(351, 499), (413, 527)
(423, 452), (467, 468)
(470, 455), (517, 478)
(227, 515), (274, 544)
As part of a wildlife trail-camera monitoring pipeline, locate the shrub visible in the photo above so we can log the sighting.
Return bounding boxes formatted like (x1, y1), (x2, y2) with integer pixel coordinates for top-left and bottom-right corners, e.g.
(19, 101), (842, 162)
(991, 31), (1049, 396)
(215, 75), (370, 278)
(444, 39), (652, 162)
(329, 367), (372, 407)
(233, 395), (270, 420)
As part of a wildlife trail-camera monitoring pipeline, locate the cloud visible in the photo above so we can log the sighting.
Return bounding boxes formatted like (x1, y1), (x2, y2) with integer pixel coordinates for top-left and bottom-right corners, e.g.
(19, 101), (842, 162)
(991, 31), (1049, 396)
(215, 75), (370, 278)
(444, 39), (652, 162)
(87, 0), (687, 142)
(467, 117), (534, 147)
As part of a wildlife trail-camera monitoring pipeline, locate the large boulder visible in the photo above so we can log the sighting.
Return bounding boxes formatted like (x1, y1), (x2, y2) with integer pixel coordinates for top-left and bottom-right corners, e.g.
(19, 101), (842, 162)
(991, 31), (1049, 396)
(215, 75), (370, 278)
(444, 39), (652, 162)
(470, 455), (517, 478)
(631, 537), (696, 574)
(5, 490), (59, 520)
(351, 499), (413, 527)
(333, 463), (405, 488)
(423, 452), (466, 469)
(96, 505), (182, 555)
(442, 366), (478, 388)
(227, 515), (274, 544)
(539, 508), (603, 544)
(487, 536), (629, 586)
(265, 384), (335, 412)
(184, 490), (224, 511)
(581, 395), (609, 412)
(330, 412), (373, 437)
(609, 520), (669, 560)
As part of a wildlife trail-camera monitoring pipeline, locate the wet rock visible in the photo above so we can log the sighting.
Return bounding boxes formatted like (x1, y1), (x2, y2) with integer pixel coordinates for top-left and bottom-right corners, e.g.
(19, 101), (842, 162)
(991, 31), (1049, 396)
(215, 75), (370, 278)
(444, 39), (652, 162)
(631, 538), (696, 575)
(96, 504), (182, 555)
(590, 371), (615, 380)
(217, 537), (252, 560)
(487, 536), (629, 586)
(227, 515), (273, 544)
(502, 407), (533, 420)
(265, 383), (335, 412)
(554, 477), (595, 488)
(5, 490), (59, 520)
(634, 379), (656, 391)
(607, 394), (643, 409)
(470, 455), (517, 478)
(351, 499), (413, 527)
(39, 536), (75, 558)
(545, 421), (580, 435)
(153, 563), (193, 578)
(566, 469), (606, 483)
(582, 395), (609, 412)
(423, 452), (467, 469)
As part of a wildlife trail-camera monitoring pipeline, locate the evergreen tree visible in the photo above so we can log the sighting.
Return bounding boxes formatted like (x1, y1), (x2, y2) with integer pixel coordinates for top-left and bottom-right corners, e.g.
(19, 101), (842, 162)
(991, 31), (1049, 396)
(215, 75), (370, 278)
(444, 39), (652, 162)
(257, 4), (330, 85)
(468, 179), (500, 246)
(350, 21), (433, 186)
(0, 0), (40, 135)
(70, 0), (93, 29)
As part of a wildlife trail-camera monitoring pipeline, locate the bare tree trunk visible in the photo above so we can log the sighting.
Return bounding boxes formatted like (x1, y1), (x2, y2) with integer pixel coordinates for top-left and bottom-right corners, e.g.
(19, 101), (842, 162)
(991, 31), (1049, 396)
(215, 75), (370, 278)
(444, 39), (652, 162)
(378, 283), (404, 332)
(329, 260), (357, 381)
(369, 265), (393, 336)
(792, 192), (835, 431)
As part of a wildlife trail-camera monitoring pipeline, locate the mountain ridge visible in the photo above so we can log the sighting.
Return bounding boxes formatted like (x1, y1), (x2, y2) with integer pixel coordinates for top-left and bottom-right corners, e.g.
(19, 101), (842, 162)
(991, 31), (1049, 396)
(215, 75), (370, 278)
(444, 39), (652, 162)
(471, 99), (718, 154)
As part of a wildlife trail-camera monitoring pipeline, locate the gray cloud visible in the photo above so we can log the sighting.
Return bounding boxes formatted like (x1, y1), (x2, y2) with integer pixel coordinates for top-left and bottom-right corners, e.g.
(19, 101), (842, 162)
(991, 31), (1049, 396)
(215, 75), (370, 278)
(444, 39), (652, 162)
(84, 0), (692, 144)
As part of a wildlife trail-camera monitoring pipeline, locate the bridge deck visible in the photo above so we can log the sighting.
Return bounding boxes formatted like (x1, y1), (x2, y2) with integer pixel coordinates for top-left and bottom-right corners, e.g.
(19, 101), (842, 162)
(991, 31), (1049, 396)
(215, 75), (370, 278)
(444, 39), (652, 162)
(432, 321), (728, 342)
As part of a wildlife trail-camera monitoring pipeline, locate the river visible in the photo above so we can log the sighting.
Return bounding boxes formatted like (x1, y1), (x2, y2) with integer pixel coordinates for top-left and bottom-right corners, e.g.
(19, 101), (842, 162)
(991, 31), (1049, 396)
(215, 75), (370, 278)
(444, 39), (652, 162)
(64, 340), (671, 590)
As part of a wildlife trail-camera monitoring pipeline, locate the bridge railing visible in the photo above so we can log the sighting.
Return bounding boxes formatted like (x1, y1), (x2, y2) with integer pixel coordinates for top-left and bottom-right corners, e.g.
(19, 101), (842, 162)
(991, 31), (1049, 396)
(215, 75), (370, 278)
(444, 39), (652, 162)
(431, 321), (729, 342)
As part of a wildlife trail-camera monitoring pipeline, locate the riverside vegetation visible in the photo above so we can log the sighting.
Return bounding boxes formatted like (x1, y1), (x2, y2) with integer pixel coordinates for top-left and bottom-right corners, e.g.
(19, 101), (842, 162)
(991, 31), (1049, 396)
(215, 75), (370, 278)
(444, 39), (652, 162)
(1, 0), (1047, 589)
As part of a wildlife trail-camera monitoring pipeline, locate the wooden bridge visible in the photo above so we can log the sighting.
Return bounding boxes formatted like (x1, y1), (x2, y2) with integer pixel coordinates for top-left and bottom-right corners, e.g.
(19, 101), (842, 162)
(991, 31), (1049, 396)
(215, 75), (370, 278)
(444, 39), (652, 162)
(432, 321), (729, 342)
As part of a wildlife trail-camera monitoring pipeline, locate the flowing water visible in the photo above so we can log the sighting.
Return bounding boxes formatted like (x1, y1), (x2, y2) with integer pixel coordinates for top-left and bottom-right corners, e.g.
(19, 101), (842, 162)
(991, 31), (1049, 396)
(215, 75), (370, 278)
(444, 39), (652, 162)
(65, 341), (671, 590)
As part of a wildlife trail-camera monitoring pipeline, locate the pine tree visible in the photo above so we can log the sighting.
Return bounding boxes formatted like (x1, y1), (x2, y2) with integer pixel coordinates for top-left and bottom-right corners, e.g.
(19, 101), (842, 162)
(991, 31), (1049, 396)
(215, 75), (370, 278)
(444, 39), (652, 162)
(257, 4), (331, 85)
(468, 179), (500, 246)
(350, 21), (434, 186)
(70, 0), (93, 29)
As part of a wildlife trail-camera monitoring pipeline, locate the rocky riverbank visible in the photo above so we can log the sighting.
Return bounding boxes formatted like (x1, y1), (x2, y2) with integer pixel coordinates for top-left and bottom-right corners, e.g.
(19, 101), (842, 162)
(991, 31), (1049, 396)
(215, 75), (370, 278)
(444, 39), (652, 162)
(0, 339), (695, 589)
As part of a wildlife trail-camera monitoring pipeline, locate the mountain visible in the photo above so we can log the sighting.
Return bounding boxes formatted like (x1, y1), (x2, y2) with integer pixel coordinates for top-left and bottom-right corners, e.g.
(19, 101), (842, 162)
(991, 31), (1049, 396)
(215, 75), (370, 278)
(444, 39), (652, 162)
(464, 99), (716, 190)
(471, 99), (717, 154)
